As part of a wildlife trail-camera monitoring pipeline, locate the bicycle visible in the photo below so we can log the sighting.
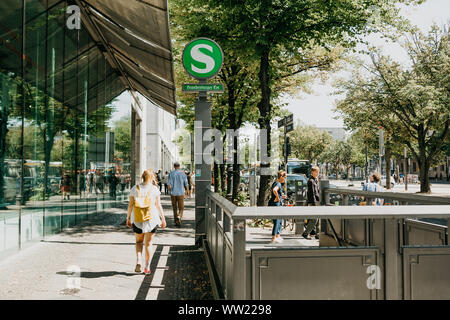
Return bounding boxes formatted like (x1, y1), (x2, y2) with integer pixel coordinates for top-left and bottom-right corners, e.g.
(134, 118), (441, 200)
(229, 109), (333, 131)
(282, 196), (295, 231)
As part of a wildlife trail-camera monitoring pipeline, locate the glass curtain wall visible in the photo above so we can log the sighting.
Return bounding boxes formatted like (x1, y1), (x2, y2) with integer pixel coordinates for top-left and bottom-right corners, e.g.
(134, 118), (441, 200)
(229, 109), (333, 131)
(0, 0), (128, 259)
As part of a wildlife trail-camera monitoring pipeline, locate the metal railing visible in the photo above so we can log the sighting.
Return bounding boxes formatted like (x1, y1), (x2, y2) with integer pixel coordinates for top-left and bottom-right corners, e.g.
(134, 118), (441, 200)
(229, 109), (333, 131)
(205, 187), (450, 300)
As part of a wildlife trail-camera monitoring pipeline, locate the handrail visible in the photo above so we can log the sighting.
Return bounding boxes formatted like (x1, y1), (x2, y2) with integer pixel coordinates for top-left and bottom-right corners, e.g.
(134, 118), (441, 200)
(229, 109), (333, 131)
(206, 189), (450, 219)
(323, 186), (450, 205)
(207, 190), (238, 216)
(231, 205), (450, 219)
(205, 189), (450, 300)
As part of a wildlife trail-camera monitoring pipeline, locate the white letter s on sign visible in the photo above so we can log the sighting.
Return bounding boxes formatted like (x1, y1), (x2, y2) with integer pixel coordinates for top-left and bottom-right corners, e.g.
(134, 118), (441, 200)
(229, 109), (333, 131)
(190, 44), (214, 74)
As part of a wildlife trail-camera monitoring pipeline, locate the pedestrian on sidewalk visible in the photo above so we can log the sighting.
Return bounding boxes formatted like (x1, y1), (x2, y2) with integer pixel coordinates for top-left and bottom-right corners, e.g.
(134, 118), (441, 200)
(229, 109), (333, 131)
(60, 173), (71, 200)
(95, 170), (104, 195)
(162, 171), (169, 195)
(120, 173), (127, 194)
(186, 171), (193, 198)
(303, 166), (321, 240)
(126, 169), (167, 275)
(270, 170), (287, 244)
(167, 162), (188, 227)
(191, 171), (195, 198)
(362, 172), (384, 206)
(157, 169), (162, 192)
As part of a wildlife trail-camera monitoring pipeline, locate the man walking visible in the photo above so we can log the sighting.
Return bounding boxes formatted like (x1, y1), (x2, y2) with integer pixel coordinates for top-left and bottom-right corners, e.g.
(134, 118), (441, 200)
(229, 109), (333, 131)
(303, 166), (321, 240)
(167, 162), (188, 227)
(162, 171), (169, 195)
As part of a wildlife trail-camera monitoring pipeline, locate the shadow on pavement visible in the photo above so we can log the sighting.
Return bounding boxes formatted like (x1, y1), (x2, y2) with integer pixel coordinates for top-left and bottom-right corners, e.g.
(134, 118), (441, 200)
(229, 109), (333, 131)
(41, 240), (134, 246)
(57, 271), (140, 278)
(135, 245), (214, 300)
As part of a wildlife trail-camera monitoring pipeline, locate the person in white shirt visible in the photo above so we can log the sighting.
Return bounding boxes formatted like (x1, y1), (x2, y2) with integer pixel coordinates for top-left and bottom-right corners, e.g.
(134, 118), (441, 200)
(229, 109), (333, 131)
(162, 171), (169, 195)
(191, 171), (195, 198)
(126, 169), (167, 275)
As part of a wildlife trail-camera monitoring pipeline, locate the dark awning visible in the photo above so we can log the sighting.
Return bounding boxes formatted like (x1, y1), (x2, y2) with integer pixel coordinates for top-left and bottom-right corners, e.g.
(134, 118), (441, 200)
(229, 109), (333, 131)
(0, 0), (176, 115)
(77, 0), (176, 115)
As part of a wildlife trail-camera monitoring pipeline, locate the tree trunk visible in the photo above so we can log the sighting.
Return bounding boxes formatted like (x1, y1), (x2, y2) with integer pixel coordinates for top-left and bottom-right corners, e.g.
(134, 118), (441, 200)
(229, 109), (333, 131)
(445, 156), (450, 181)
(385, 147), (391, 189)
(219, 163), (225, 193)
(226, 164), (232, 197)
(256, 47), (272, 206)
(213, 162), (219, 193)
(231, 134), (240, 203)
(418, 158), (431, 193)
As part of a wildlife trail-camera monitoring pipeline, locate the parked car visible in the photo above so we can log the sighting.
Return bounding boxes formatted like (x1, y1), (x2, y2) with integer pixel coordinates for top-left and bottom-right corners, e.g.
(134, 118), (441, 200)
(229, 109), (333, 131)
(286, 174), (308, 195)
(328, 174), (337, 180)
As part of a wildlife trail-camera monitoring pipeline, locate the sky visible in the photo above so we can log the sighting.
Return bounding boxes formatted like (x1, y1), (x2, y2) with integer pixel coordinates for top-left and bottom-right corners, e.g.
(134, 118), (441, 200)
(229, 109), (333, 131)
(111, 0), (450, 129)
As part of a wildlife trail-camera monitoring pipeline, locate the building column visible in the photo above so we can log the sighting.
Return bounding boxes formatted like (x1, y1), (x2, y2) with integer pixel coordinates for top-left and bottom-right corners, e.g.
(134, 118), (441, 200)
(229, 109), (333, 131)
(131, 109), (137, 186)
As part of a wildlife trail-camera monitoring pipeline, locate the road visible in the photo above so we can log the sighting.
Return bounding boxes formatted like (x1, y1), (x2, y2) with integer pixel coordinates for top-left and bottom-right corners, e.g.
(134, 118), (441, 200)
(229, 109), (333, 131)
(329, 179), (450, 196)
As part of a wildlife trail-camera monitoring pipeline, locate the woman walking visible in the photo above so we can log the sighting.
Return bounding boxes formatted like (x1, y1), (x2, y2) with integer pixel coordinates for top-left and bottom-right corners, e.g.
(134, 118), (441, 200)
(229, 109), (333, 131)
(185, 171), (192, 199)
(126, 169), (167, 274)
(269, 171), (287, 243)
(60, 173), (71, 200)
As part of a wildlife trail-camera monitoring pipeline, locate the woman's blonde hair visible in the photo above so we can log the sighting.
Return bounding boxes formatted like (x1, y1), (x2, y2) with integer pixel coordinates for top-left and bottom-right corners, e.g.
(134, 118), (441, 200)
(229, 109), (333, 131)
(141, 169), (158, 186)
(277, 170), (287, 179)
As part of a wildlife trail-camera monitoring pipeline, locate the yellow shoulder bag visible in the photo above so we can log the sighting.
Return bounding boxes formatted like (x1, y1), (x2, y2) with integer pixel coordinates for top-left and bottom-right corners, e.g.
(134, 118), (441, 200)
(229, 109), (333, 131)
(134, 185), (152, 222)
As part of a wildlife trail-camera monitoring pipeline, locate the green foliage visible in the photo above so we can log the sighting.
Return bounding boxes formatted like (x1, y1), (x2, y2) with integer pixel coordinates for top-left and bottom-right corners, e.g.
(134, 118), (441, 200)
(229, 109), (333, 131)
(324, 140), (353, 175)
(290, 125), (333, 163)
(334, 25), (450, 192)
(113, 115), (131, 162)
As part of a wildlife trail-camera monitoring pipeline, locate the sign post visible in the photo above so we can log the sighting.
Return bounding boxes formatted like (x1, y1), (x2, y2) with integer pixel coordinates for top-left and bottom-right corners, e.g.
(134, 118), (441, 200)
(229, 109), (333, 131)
(182, 38), (223, 247)
(278, 114), (294, 195)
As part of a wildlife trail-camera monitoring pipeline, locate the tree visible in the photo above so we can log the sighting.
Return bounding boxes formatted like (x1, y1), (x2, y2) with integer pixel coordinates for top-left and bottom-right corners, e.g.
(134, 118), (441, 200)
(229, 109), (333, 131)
(290, 125), (333, 164)
(171, 0), (261, 201)
(198, 0), (421, 205)
(335, 25), (449, 193)
(113, 115), (131, 163)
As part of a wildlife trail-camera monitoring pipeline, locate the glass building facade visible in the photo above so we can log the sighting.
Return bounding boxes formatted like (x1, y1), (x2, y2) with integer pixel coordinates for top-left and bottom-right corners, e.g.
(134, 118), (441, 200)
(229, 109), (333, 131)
(0, 1), (130, 259)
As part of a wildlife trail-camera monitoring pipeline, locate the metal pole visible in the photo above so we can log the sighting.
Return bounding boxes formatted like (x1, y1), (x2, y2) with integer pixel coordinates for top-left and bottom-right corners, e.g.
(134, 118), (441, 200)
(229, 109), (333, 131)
(194, 80), (211, 247)
(18, 0), (26, 249)
(404, 147), (408, 191)
(284, 119), (288, 195)
(379, 128), (384, 175)
(365, 145), (368, 180)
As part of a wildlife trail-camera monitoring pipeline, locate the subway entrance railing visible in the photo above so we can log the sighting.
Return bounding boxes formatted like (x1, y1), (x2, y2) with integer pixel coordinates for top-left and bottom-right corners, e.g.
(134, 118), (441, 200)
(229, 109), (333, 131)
(205, 186), (450, 300)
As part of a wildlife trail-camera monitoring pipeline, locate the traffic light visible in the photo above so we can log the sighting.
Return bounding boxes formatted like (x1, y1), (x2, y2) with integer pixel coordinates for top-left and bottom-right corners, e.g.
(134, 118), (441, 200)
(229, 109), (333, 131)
(285, 137), (291, 157)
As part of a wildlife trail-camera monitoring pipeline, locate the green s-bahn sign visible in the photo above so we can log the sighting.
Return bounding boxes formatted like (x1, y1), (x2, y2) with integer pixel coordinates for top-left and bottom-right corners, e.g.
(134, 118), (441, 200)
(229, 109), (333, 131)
(182, 38), (223, 80)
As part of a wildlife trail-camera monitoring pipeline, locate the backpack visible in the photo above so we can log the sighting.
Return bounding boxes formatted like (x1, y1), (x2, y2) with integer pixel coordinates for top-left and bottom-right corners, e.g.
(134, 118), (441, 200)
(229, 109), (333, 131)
(134, 185), (152, 222)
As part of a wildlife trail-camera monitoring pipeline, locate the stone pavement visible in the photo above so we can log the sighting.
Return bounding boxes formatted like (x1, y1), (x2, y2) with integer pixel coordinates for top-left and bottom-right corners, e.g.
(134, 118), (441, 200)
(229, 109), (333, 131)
(0, 195), (213, 300)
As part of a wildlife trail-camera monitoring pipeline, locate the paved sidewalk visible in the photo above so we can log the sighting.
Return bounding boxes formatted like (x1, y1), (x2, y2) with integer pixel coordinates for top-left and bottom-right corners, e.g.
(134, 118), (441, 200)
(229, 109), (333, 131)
(0, 195), (213, 300)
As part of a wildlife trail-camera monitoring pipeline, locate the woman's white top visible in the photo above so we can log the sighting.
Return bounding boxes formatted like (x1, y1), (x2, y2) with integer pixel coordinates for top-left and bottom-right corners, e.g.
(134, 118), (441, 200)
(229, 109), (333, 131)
(129, 183), (162, 232)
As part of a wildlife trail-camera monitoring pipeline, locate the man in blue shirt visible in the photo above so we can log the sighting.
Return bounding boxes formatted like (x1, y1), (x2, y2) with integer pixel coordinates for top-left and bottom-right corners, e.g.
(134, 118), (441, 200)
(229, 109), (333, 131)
(167, 162), (188, 227)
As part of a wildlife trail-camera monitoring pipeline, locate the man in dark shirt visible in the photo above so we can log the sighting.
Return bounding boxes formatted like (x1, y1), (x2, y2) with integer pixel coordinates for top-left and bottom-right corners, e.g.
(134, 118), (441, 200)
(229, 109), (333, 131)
(303, 166), (320, 239)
